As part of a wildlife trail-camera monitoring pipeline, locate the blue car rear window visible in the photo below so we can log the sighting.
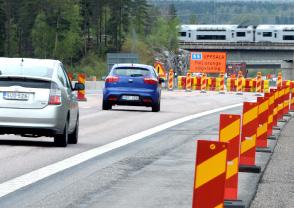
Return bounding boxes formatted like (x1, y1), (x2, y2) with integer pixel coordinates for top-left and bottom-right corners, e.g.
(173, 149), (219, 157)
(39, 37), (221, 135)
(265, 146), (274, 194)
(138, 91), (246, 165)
(113, 67), (151, 77)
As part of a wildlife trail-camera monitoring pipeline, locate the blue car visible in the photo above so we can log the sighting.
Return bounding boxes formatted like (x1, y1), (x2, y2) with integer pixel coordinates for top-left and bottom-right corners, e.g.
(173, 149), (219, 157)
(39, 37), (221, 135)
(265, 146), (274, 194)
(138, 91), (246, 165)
(103, 63), (164, 112)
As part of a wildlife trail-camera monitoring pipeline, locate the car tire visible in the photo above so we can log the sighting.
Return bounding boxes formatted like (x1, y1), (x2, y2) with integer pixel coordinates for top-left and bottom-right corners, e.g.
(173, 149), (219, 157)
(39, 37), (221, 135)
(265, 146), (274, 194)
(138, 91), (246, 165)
(102, 100), (112, 110)
(152, 101), (160, 112)
(68, 116), (79, 144)
(54, 120), (68, 147)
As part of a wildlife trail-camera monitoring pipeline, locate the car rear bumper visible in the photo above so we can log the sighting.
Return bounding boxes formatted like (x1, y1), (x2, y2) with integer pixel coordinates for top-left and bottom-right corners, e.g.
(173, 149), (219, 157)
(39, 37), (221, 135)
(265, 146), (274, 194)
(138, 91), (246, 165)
(0, 105), (66, 136)
(103, 88), (160, 106)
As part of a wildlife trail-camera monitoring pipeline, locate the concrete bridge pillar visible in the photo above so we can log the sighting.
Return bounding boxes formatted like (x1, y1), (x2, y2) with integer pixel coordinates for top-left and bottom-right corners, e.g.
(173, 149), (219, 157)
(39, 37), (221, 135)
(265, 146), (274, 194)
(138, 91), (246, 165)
(281, 61), (294, 80)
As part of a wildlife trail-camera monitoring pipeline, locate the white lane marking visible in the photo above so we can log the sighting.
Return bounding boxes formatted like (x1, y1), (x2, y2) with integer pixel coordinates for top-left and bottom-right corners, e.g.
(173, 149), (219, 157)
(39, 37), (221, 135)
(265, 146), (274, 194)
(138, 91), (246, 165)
(0, 102), (243, 198)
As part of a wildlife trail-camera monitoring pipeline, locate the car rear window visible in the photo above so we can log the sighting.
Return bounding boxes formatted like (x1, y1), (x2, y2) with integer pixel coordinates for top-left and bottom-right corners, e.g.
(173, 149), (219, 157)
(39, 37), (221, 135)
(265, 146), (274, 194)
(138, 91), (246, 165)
(112, 67), (151, 77)
(0, 65), (53, 78)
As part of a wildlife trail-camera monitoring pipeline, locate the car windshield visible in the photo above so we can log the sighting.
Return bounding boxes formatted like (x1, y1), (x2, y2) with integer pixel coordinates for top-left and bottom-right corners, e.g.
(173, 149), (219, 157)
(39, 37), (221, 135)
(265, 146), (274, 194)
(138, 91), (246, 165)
(113, 67), (151, 77)
(0, 65), (53, 78)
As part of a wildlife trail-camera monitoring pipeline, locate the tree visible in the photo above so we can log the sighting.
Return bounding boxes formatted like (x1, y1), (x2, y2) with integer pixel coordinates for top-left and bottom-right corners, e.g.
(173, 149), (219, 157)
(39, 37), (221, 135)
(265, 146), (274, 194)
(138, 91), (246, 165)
(0, 0), (5, 56)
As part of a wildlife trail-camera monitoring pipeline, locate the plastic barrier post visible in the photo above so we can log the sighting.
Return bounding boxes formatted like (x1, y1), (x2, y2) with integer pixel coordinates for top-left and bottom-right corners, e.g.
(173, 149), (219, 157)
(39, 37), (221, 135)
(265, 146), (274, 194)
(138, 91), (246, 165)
(168, 69), (174, 91)
(256, 97), (271, 152)
(277, 87), (285, 121)
(236, 71), (243, 95)
(255, 72), (262, 96)
(277, 72), (282, 89)
(192, 140), (227, 208)
(239, 102), (261, 173)
(290, 81), (294, 111)
(219, 73), (225, 94)
(264, 92), (275, 139)
(77, 73), (87, 101)
(200, 73), (207, 93)
(283, 86), (290, 116)
(270, 89), (278, 128)
(186, 72), (192, 92)
(219, 114), (243, 203)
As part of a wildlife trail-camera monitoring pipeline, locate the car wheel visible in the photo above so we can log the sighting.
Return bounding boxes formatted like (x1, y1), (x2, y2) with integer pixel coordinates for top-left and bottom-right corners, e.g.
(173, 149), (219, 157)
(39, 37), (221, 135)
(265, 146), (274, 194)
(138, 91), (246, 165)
(102, 100), (112, 110)
(68, 116), (79, 144)
(152, 101), (160, 112)
(54, 120), (68, 147)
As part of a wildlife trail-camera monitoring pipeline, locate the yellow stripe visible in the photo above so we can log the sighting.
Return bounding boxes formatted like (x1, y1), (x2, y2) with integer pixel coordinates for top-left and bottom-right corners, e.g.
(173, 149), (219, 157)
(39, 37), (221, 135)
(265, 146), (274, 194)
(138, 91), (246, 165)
(268, 114), (273, 124)
(259, 101), (268, 114)
(195, 150), (227, 189)
(241, 134), (256, 154)
(278, 104), (283, 111)
(226, 157), (239, 179)
(269, 96), (274, 105)
(273, 108), (277, 116)
(220, 119), (240, 142)
(284, 100), (289, 107)
(215, 203), (224, 208)
(257, 123), (268, 137)
(243, 106), (258, 126)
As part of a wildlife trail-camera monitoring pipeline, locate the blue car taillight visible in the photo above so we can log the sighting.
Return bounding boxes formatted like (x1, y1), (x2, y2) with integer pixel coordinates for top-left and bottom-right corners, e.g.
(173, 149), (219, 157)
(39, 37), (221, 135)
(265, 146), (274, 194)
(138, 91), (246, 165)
(105, 76), (119, 83)
(143, 77), (158, 85)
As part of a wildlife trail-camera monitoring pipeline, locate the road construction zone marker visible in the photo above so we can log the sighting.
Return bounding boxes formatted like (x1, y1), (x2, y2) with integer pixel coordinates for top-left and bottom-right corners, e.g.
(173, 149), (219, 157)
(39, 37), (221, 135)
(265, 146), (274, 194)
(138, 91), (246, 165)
(218, 73), (225, 94)
(219, 114), (242, 201)
(239, 102), (261, 173)
(186, 72), (192, 92)
(192, 140), (227, 208)
(201, 73), (207, 93)
(264, 92), (275, 138)
(270, 88), (279, 127)
(168, 69), (174, 91)
(277, 87), (285, 121)
(256, 97), (270, 152)
(291, 82), (294, 111)
(283, 86), (290, 115)
(236, 71), (243, 95)
(277, 72), (282, 88)
(255, 72), (262, 95)
(77, 73), (87, 101)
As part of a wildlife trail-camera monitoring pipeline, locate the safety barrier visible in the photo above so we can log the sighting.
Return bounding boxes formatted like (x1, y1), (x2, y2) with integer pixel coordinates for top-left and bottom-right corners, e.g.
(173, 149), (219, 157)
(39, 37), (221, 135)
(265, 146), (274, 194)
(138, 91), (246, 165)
(192, 79), (294, 207)
(186, 72), (192, 92)
(168, 69), (174, 91)
(77, 73), (87, 101)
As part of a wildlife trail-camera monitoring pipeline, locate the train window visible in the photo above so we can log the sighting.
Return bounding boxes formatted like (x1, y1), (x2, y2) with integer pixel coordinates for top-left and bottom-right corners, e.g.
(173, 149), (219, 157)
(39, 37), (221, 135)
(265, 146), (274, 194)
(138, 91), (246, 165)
(189, 33), (191, 38)
(232, 33), (234, 38)
(274, 33), (277, 38)
(263, 32), (272, 37)
(179, 32), (186, 37)
(283, 35), (294, 40)
(197, 35), (226, 40)
(237, 32), (246, 37)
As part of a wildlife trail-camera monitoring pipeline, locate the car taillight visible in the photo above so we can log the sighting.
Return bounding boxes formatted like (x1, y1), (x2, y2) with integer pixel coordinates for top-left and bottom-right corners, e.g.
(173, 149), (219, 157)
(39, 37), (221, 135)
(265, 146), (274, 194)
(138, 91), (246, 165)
(105, 76), (119, 83)
(49, 82), (61, 105)
(144, 77), (158, 85)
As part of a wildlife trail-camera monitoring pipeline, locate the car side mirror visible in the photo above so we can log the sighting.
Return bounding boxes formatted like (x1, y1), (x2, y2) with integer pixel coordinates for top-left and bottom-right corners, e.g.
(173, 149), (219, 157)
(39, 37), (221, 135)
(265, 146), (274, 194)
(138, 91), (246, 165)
(159, 78), (165, 84)
(73, 83), (85, 91)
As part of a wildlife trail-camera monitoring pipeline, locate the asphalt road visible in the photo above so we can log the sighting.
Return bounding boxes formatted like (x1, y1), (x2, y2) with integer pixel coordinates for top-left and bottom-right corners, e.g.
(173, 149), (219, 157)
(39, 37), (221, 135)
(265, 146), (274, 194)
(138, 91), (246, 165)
(0, 90), (259, 207)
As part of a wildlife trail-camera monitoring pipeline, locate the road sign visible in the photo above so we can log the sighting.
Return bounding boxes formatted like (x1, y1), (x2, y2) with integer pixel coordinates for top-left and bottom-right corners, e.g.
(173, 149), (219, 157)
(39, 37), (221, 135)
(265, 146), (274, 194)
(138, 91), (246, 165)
(190, 52), (226, 73)
(154, 61), (166, 78)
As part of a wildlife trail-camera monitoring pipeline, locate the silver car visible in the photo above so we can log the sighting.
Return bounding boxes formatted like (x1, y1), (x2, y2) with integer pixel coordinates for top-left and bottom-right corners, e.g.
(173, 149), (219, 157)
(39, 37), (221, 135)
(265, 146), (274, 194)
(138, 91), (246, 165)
(0, 58), (84, 147)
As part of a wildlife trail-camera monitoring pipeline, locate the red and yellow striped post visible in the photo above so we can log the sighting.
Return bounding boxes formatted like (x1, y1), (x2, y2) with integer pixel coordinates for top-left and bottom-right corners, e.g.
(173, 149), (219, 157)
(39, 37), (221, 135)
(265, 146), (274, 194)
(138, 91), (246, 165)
(277, 87), (285, 121)
(239, 102), (261, 173)
(200, 73), (207, 93)
(256, 97), (269, 150)
(270, 88), (279, 127)
(77, 73), (87, 101)
(264, 92), (275, 138)
(186, 71), (192, 92)
(219, 73), (225, 94)
(276, 72), (282, 89)
(236, 71), (243, 95)
(219, 114), (241, 200)
(283, 86), (290, 115)
(290, 81), (294, 111)
(67, 72), (73, 82)
(255, 72), (262, 94)
(192, 140), (227, 208)
(168, 69), (174, 91)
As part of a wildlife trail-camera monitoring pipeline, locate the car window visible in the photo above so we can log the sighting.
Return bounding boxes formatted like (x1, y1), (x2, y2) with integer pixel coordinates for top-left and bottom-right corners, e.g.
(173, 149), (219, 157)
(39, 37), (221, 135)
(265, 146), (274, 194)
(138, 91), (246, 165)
(0, 65), (53, 78)
(60, 64), (72, 89)
(57, 66), (70, 88)
(112, 67), (151, 77)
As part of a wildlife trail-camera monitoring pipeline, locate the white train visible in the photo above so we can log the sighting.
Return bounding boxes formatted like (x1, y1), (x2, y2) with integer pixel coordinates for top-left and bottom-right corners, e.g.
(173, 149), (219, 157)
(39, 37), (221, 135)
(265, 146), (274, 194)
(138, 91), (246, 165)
(178, 24), (294, 43)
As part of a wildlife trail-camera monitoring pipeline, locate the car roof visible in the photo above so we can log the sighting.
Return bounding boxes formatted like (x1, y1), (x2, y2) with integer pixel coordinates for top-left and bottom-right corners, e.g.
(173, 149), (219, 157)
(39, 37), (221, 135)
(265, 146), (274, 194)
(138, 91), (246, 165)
(112, 63), (154, 70)
(0, 57), (61, 69)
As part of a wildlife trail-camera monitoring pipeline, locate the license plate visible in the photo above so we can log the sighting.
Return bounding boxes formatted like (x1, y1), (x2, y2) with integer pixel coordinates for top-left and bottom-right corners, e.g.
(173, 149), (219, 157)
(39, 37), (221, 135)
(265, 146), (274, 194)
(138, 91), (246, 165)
(3, 92), (30, 100)
(122, 95), (139, 101)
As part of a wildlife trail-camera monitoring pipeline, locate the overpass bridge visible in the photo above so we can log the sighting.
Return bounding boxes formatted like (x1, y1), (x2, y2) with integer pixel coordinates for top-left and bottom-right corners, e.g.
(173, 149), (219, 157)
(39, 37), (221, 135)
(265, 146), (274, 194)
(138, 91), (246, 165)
(179, 41), (294, 80)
